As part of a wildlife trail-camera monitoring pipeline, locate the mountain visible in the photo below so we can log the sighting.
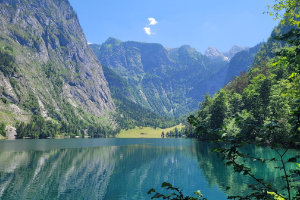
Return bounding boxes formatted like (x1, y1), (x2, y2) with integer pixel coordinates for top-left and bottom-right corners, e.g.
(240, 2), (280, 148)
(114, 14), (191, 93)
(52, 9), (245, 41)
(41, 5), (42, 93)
(205, 47), (229, 61)
(187, 22), (300, 146)
(91, 40), (227, 117)
(91, 39), (256, 117)
(102, 65), (178, 129)
(205, 45), (249, 61)
(223, 45), (249, 59)
(224, 43), (263, 83)
(0, 0), (116, 137)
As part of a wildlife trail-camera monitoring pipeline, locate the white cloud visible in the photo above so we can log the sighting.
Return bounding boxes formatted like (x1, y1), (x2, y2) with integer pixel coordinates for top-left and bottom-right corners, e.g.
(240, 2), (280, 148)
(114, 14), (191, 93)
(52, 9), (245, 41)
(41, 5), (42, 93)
(144, 27), (151, 35)
(148, 17), (158, 26)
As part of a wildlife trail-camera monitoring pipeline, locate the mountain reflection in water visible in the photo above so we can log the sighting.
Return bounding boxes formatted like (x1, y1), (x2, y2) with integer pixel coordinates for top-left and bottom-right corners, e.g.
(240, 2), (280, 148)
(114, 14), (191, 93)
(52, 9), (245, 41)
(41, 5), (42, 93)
(0, 138), (298, 200)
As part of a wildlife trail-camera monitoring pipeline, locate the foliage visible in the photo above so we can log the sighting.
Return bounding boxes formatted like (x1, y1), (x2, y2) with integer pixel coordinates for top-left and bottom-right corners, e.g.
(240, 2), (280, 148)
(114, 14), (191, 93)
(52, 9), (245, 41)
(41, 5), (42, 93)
(0, 46), (16, 77)
(188, 29), (300, 198)
(148, 182), (207, 200)
(210, 141), (300, 200)
(21, 92), (40, 114)
(16, 115), (58, 139)
(265, 0), (300, 26)
(117, 124), (184, 138)
(16, 100), (118, 139)
(268, 192), (286, 200)
(187, 2), (300, 199)
(103, 65), (179, 130)
(162, 126), (192, 138)
(0, 123), (6, 137)
(16, 111), (118, 139)
(0, 97), (8, 104)
(42, 61), (63, 94)
(163, 127), (181, 138)
(189, 25), (300, 147)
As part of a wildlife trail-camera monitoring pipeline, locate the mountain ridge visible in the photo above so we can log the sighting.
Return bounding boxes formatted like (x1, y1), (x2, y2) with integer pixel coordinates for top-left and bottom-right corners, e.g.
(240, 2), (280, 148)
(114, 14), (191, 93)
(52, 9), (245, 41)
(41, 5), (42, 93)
(91, 38), (260, 117)
(0, 0), (116, 137)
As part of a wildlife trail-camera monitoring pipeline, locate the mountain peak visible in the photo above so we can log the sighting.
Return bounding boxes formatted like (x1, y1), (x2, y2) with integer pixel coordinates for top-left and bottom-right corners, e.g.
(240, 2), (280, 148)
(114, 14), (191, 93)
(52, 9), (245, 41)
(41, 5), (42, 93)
(178, 45), (197, 54)
(205, 46), (220, 56)
(105, 37), (122, 45)
(223, 45), (249, 59)
(205, 47), (229, 61)
(179, 45), (192, 49)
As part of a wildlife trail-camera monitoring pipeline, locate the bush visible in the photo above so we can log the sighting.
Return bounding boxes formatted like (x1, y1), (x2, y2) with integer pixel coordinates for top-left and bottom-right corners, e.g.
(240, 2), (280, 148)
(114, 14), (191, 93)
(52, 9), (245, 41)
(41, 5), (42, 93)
(0, 123), (6, 137)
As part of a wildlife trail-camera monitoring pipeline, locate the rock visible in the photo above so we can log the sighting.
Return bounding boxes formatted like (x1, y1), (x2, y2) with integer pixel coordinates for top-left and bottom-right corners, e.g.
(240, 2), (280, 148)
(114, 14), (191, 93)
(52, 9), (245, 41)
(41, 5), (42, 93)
(91, 40), (230, 116)
(205, 47), (229, 61)
(0, 0), (115, 125)
(223, 45), (249, 60)
(5, 125), (16, 139)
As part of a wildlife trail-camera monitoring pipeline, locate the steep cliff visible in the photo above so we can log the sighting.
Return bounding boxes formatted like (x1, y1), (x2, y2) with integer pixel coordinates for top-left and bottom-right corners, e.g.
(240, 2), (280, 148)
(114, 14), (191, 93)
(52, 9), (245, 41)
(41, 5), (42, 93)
(91, 39), (260, 117)
(0, 0), (115, 133)
(224, 43), (262, 83)
(91, 39), (232, 117)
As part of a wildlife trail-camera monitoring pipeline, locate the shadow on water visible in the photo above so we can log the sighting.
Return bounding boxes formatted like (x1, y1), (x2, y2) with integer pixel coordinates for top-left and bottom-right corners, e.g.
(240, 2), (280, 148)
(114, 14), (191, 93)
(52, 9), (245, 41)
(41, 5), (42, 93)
(194, 141), (299, 198)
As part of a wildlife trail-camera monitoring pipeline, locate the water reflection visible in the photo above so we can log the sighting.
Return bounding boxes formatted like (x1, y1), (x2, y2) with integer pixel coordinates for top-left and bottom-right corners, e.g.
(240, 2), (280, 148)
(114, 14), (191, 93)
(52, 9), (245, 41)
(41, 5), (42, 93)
(0, 139), (226, 200)
(0, 139), (297, 200)
(194, 141), (299, 198)
(0, 147), (117, 199)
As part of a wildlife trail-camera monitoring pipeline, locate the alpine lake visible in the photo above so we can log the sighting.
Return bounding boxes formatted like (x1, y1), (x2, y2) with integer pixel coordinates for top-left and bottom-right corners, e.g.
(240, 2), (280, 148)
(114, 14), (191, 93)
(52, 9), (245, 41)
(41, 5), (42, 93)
(0, 138), (298, 200)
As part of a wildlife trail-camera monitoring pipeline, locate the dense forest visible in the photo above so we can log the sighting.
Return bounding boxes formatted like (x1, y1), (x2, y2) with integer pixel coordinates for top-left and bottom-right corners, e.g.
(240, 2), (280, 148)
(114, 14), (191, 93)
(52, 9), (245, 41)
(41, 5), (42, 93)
(162, 1), (300, 199)
(188, 23), (299, 148)
(151, 23), (300, 200)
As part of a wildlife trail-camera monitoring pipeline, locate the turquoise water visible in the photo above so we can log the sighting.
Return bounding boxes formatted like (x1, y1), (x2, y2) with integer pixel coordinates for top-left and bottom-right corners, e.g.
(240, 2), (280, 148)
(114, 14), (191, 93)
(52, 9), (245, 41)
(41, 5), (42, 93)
(0, 138), (298, 199)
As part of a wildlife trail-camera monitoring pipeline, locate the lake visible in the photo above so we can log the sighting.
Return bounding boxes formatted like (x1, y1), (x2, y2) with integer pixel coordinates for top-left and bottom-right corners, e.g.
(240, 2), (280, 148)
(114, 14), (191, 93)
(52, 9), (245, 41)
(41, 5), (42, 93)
(0, 138), (298, 200)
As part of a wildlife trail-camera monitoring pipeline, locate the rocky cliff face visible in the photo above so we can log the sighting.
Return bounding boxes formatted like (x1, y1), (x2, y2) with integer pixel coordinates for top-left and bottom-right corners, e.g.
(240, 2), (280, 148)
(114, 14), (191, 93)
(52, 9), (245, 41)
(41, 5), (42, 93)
(205, 46), (229, 61)
(0, 0), (115, 126)
(224, 43), (262, 83)
(223, 45), (249, 60)
(91, 39), (231, 117)
(92, 39), (260, 117)
(205, 45), (249, 61)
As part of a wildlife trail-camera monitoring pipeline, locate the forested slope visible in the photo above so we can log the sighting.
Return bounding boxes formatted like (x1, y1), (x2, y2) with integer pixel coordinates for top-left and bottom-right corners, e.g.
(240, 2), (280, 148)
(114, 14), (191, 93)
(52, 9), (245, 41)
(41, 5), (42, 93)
(188, 23), (300, 146)
(102, 65), (178, 129)
(91, 40), (260, 117)
(0, 0), (117, 138)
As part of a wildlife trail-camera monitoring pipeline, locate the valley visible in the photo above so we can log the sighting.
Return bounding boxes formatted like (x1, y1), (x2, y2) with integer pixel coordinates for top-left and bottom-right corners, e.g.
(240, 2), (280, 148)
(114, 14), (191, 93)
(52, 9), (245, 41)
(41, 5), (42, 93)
(0, 0), (299, 200)
(91, 39), (259, 118)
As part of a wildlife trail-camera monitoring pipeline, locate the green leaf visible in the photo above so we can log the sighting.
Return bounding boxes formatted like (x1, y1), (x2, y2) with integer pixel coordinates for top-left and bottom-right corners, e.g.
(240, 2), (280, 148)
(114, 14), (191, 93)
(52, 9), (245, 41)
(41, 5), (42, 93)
(147, 188), (155, 194)
(194, 190), (203, 197)
(161, 182), (172, 188)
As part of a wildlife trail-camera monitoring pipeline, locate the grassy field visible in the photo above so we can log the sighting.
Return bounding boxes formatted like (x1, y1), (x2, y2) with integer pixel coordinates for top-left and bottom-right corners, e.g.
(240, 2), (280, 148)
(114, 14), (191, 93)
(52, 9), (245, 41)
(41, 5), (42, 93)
(116, 124), (184, 138)
(0, 134), (5, 140)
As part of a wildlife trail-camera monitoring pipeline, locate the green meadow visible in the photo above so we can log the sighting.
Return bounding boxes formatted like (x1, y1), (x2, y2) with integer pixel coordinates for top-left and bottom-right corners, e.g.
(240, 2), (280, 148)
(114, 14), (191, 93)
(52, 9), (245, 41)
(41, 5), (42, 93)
(116, 124), (184, 138)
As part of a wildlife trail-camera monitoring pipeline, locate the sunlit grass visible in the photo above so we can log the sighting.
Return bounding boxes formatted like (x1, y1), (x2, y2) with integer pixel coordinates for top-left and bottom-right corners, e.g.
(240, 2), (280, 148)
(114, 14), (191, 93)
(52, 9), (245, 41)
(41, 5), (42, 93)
(116, 124), (184, 138)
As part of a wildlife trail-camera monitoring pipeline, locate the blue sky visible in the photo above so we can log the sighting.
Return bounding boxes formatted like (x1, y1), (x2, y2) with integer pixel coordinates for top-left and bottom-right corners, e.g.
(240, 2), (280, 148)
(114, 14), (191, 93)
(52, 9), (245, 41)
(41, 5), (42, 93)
(69, 0), (278, 53)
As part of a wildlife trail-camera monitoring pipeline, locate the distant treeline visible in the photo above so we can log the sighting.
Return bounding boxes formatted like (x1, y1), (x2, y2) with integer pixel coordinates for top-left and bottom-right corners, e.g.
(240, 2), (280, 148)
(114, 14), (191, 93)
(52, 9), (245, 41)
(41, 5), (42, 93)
(16, 114), (118, 139)
(161, 126), (193, 138)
